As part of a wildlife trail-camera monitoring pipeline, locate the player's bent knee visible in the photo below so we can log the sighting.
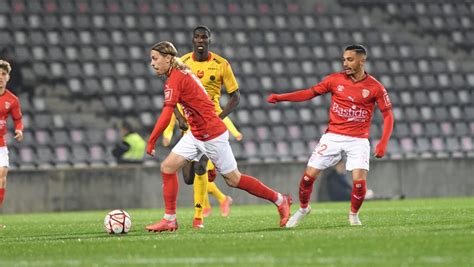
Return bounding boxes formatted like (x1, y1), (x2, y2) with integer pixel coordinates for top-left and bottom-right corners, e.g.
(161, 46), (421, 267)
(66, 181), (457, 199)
(160, 161), (175, 174)
(221, 170), (240, 187)
(305, 166), (321, 178)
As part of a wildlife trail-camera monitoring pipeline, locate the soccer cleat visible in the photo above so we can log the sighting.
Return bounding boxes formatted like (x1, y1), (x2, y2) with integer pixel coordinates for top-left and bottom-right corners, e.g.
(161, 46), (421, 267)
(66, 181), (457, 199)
(277, 195), (292, 227)
(285, 206), (311, 228)
(207, 168), (217, 182)
(145, 218), (178, 232)
(0, 224), (5, 230)
(202, 207), (212, 217)
(349, 212), (362, 226)
(220, 196), (233, 217)
(192, 218), (204, 229)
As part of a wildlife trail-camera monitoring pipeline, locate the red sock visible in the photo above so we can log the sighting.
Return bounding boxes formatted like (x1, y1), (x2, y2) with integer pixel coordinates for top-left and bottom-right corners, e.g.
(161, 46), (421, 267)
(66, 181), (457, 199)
(162, 172), (179, 215)
(237, 174), (278, 203)
(351, 180), (366, 213)
(0, 188), (4, 207)
(299, 173), (316, 209)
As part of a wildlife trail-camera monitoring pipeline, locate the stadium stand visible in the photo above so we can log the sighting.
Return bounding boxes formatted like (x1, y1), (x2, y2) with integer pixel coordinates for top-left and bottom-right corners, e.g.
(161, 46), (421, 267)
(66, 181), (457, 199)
(0, 0), (472, 168)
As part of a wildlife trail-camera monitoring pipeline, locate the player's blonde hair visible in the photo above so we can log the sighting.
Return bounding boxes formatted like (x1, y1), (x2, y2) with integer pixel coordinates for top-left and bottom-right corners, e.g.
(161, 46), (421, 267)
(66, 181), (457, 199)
(0, 59), (12, 74)
(151, 41), (189, 71)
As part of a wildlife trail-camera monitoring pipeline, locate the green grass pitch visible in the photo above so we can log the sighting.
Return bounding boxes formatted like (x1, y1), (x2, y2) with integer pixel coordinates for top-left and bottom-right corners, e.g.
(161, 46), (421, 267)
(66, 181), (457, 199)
(1, 197), (473, 267)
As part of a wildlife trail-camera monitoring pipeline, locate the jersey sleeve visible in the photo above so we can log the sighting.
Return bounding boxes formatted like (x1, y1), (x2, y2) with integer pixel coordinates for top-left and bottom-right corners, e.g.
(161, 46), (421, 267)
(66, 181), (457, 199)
(11, 98), (24, 131)
(375, 86), (392, 112)
(163, 79), (181, 108)
(310, 75), (332, 95)
(222, 61), (239, 94)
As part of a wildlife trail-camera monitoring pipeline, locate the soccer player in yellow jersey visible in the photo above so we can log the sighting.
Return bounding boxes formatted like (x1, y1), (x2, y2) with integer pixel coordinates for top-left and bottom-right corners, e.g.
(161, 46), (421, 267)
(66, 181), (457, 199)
(162, 26), (240, 228)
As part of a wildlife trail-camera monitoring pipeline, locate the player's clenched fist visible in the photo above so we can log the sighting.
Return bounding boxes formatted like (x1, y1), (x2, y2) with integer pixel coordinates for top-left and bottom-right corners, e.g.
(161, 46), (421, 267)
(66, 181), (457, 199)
(146, 142), (155, 156)
(374, 142), (387, 158)
(267, 94), (280, 104)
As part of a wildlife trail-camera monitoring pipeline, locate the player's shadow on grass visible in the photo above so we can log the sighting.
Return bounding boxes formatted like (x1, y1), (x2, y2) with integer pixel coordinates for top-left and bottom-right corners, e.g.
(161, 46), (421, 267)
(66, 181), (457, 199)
(203, 223), (349, 234)
(1, 231), (118, 243)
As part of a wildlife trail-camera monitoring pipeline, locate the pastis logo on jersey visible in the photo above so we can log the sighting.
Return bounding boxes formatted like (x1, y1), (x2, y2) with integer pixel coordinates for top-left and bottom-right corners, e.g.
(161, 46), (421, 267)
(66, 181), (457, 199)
(337, 85), (345, 92)
(332, 102), (368, 122)
(362, 89), (370, 98)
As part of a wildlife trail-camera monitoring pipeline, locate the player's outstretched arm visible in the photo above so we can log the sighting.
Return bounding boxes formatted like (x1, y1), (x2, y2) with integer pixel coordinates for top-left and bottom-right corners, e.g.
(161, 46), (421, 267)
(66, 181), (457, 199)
(375, 109), (394, 158)
(147, 106), (175, 156)
(267, 88), (318, 104)
(219, 90), (240, 119)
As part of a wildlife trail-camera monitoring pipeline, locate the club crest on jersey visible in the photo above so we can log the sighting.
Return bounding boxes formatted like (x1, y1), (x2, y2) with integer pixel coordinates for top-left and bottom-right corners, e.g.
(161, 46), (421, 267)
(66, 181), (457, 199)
(4, 101), (10, 110)
(197, 70), (204, 78)
(362, 89), (370, 98)
(164, 88), (173, 102)
(337, 85), (345, 92)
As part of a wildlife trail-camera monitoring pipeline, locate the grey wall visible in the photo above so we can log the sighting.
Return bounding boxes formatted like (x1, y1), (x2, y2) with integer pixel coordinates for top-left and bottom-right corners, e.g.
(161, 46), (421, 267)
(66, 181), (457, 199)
(2, 159), (473, 214)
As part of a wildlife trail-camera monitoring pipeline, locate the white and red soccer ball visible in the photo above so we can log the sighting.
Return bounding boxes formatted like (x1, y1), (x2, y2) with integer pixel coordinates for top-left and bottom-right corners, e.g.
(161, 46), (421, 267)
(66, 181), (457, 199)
(104, 209), (132, 234)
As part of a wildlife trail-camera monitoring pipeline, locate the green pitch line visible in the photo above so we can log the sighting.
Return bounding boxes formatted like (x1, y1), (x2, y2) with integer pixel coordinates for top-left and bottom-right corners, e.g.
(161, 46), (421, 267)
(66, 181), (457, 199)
(1, 197), (473, 267)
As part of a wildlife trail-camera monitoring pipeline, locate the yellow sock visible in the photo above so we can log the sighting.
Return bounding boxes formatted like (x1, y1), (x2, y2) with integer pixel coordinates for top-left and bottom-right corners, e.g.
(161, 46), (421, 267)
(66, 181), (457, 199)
(206, 161), (226, 203)
(203, 189), (211, 209)
(193, 173), (208, 219)
(208, 181), (226, 204)
(223, 117), (242, 140)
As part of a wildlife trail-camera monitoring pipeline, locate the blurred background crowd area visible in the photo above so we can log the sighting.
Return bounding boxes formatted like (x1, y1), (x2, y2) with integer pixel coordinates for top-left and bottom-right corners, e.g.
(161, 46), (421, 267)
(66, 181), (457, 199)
(1, 0), (473, 169)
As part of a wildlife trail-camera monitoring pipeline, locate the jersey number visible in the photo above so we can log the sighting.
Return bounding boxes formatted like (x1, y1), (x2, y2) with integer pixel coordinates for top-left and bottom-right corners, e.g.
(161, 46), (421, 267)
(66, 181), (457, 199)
(316, 144), (328, 155)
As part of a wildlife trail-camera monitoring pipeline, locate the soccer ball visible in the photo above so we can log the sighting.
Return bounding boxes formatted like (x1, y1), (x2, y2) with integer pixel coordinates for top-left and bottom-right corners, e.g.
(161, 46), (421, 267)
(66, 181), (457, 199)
(104, 209), (132, 234)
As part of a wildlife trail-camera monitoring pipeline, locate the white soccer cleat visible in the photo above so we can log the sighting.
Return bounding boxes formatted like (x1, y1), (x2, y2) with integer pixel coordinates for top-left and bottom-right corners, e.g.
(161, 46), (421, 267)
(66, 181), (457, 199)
(285, 206), (311, 228)
(349, 212), (362, 226)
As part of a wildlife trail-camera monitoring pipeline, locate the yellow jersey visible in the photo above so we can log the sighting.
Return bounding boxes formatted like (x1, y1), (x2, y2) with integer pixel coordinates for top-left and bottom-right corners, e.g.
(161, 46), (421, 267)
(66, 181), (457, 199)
(181, 52), (238, 113)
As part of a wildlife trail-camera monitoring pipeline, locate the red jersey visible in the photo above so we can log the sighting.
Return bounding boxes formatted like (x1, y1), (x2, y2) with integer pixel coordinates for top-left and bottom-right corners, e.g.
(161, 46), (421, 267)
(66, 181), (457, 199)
(164, 68), (227, 141)
(0, 89), (23, 147)
(311, 72), (392, 138)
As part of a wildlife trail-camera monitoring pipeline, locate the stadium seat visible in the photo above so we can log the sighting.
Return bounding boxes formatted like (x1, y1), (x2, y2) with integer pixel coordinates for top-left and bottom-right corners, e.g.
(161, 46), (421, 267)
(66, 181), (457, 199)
(19, 146), (36, 168)
(36, 146), (55, 168)
(271, 126), (287, 141)
(256, 126), (270, 141)
(35, 129), (52, 146)
(51, 130), (69, 146)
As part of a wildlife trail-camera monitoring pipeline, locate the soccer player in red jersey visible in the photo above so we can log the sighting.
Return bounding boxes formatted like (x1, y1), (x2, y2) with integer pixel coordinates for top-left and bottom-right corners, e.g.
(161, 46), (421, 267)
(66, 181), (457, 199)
(267, 45), (394, 227)
(0, 60), (24, 229)
(164, 26), (240, 228)
(144, 41), (291, 232)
